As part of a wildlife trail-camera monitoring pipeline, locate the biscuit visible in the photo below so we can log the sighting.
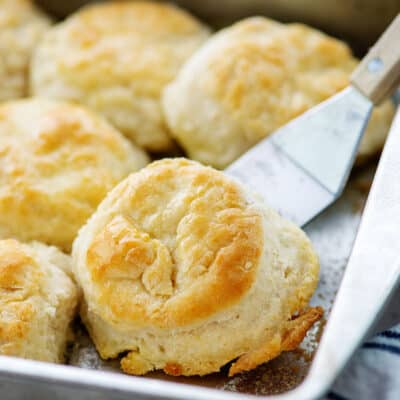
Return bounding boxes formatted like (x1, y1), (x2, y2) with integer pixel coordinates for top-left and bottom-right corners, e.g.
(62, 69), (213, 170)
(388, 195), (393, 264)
(0, 0), (51, 101)
(72, 158), (322, 376)
(0, 239), (78, 362)
(30, 1), (211, 152)
(0, 98), (149, 251)
(163, 17), (395, 168)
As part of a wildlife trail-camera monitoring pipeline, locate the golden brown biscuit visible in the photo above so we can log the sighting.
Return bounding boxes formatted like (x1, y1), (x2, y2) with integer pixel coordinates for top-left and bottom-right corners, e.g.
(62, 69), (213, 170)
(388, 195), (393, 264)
(72, 158), (321, 376)
(163, 17), (395, 168)
(0, 0), (51, 101)
(0, 98), (149, 251)
(30, 1), (211, 152)
(0, 239), (78, 362)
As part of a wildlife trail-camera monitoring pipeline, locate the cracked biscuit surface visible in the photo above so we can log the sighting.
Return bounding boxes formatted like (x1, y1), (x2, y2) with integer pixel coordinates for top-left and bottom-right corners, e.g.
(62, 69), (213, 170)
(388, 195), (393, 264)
(163, 17), (395, 168)
(0, 0), (51, 101)
(0, 98), (148, 251)
(0, 239), (78, 362)
(30, 1), (211, 152)
(73, 158), (321, 376)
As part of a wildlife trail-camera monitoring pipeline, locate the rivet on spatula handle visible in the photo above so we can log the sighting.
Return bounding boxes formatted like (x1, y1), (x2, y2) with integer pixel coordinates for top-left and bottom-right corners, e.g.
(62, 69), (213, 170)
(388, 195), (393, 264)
(351, 14), (400, 105)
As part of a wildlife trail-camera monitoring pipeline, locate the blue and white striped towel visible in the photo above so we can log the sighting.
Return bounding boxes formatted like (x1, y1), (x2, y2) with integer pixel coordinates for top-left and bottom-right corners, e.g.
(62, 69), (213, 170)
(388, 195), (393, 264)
(327, 324), (400, 400)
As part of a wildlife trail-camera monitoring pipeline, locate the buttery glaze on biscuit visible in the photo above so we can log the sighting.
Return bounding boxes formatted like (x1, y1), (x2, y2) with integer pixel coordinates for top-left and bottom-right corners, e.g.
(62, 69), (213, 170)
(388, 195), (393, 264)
(30, 1), (211, 152)
(0, 239), (78, 362)
(0, 0), (51, 101)
(0, 98), (148, 251)
(163, 17), (394, 168)
(73, 158), (322, 376)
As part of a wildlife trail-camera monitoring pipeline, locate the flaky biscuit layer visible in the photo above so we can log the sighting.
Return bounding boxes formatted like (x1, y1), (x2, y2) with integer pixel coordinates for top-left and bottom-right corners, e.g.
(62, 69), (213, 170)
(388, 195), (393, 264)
(73, 158), (320, 376)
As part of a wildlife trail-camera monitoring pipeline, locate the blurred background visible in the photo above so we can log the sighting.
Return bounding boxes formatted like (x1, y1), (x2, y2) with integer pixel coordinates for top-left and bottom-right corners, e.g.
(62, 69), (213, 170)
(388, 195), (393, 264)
(37, 0), (400, 55)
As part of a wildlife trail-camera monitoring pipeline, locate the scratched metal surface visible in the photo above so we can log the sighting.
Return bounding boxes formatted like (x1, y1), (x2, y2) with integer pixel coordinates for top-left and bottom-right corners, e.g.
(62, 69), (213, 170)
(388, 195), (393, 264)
(66, 166), (375, 396)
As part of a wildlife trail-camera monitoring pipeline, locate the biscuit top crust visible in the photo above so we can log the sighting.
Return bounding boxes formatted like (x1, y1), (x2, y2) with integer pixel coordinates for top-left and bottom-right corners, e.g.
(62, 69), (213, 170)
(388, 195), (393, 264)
(30, 1), (210, 151)
(204, 18), (356, 142)
(163, 17), (361, 168)
(0, 239), (40, 305)
(0, 240), (41, 354)
(77, 1), (208, 37)
(0, 98), (148, 250)
(34, 1), (210, 98)
(83, 158), (264, 328)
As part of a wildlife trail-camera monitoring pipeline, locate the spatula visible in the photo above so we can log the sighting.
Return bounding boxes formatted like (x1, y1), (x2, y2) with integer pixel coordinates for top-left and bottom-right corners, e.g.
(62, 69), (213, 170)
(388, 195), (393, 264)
(279, 101), (400, 400)
(226, 14), (400, 227)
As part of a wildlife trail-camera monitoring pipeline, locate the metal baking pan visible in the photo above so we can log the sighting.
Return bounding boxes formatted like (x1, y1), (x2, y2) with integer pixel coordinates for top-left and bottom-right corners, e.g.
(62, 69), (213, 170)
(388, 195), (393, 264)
(0, 168), (377, 400)
(1, 1), (400, 399)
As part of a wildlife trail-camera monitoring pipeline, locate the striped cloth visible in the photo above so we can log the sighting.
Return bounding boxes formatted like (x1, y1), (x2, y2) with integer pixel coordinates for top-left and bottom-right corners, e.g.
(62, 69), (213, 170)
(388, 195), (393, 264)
(326, 325), (400, 400)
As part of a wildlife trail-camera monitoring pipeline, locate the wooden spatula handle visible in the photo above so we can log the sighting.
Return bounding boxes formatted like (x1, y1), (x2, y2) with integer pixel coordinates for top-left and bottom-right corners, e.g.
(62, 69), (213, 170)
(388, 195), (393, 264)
(351, 14), (400, 104)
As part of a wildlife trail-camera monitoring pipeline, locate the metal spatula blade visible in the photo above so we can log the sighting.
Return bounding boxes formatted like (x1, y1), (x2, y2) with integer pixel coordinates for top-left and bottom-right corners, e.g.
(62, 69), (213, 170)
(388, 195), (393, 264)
(226, 13), (400, 227)
(226, 87), (372, 226)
